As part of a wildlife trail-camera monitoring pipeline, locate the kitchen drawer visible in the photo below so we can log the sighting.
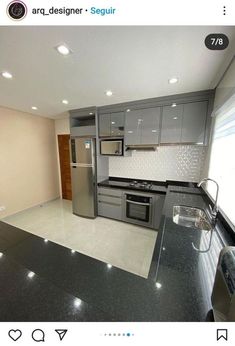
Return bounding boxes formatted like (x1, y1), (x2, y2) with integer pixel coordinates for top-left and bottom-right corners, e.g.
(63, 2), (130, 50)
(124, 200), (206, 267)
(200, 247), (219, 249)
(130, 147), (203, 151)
(98, 194), (122, 205)
(98, 200), (122, 221)
(97, 187), (123, 198)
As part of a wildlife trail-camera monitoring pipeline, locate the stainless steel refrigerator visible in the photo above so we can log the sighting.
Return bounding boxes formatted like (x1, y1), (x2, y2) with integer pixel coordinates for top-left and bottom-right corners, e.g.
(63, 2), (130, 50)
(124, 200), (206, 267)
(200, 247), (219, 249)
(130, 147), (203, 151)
(70, 137), (96, 218)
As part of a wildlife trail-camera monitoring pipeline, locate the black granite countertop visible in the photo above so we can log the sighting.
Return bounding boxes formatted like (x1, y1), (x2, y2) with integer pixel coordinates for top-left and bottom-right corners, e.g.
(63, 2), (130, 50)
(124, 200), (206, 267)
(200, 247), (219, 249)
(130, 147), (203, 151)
(98, 176), (167, 194)
(153, 185), (235, 321)
(0, 184), (234, 321)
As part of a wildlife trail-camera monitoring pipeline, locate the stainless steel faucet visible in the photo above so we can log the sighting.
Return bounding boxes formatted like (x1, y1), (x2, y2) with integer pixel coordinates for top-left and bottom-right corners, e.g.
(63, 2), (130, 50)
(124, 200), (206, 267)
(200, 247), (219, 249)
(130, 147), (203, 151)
(197, 178), (219, 222)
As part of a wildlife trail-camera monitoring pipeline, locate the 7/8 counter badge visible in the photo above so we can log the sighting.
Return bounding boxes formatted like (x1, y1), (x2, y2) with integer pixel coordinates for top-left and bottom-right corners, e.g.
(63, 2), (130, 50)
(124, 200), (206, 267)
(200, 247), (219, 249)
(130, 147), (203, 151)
(7, 1), (27, 20)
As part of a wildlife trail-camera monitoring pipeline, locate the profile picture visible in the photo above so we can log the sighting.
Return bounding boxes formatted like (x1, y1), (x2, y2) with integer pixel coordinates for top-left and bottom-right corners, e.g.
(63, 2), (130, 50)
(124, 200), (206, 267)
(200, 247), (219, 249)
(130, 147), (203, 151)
(7, 1), (27, 20)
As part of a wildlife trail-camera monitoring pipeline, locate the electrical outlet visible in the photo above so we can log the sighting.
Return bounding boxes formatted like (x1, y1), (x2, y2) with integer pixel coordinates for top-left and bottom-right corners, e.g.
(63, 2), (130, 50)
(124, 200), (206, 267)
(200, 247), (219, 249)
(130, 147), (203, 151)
(0, 206), (6, 212)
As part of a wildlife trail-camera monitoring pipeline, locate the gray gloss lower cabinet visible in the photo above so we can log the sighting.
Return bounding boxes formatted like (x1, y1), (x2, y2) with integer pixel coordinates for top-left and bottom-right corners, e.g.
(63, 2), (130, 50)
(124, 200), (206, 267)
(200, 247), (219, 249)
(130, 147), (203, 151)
(153, 194), (165, 229)
(98, 186), (165, 229)
(97, 187), (122, 221)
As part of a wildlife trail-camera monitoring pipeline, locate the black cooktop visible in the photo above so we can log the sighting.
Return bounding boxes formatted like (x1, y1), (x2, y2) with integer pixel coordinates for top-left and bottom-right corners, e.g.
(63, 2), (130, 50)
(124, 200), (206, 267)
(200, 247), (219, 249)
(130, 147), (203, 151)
(128, 180), (153, 190)
(98, 177), (167, 194)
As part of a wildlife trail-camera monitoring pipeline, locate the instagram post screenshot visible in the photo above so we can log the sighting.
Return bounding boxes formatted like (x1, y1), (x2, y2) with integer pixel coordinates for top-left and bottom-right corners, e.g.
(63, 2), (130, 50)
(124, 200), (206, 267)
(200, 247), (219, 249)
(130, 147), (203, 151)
(0, 0), (235, 345)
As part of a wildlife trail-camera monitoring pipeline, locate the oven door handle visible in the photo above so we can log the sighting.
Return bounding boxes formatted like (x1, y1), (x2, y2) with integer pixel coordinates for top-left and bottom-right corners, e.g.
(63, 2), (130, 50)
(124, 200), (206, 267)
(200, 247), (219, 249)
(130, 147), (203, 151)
(126, 199), (151, 206)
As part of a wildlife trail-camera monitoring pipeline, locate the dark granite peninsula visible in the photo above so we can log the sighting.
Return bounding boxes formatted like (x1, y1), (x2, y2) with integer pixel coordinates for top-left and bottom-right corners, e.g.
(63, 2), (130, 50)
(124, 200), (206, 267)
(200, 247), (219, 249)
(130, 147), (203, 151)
(0, 183), (234, 321)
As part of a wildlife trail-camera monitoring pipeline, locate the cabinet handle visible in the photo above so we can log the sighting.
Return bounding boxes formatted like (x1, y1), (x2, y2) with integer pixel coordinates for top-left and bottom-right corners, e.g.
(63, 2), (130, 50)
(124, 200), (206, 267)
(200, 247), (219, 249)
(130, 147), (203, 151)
(98, 193), (121, 199)
(126, 200), (151, 206)
(98, 200), (121, 207)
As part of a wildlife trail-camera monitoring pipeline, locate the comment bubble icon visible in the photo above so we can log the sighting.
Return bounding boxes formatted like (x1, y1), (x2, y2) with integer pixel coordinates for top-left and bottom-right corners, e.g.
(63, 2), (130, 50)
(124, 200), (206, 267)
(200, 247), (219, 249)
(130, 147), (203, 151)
(32, 329), (45, 342)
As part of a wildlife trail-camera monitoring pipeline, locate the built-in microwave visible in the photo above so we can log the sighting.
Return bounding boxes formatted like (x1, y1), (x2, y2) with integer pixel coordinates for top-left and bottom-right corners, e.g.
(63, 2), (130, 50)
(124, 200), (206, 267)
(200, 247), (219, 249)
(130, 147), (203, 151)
(100, 139), (123, 156)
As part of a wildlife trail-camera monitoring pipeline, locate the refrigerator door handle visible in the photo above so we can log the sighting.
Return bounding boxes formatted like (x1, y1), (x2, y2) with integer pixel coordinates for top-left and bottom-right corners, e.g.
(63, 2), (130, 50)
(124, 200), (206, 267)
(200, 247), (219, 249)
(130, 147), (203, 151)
(70, 138), (77, 164)
(77, 163), (93, 168)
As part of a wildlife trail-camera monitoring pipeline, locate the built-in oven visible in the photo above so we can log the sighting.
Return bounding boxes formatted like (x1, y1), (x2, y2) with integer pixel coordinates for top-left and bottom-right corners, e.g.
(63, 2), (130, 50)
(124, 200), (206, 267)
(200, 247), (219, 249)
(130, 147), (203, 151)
(123, 192), (154, 228)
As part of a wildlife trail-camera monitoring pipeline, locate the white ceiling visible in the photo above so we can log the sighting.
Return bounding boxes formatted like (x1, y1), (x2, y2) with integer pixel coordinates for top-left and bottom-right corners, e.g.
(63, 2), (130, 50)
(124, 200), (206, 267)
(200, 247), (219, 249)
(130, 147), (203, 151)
(0, 26), (235, 119)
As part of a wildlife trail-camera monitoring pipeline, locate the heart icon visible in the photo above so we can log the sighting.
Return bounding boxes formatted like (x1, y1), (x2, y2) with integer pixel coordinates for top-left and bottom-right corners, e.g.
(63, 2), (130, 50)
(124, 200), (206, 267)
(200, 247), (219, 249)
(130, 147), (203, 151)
(8, 329), (22, 341)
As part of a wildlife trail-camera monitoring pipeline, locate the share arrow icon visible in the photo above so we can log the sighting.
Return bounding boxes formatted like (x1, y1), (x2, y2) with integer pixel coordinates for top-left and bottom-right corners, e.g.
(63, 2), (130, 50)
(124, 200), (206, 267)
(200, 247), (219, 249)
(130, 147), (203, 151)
(55, 329), (68, 341)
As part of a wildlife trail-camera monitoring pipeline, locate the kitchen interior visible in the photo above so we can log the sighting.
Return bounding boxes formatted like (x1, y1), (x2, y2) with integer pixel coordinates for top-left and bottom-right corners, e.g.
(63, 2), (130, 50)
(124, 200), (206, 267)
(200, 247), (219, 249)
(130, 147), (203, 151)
(0, 26), (235, 322)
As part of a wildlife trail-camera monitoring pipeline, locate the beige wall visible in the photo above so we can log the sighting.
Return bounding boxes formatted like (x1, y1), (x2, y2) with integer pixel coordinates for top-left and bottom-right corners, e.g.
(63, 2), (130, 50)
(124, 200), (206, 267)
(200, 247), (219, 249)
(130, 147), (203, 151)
(55, 116), (70, 135)
(55, 116), (70, 197)
(0, 106), (60, 218)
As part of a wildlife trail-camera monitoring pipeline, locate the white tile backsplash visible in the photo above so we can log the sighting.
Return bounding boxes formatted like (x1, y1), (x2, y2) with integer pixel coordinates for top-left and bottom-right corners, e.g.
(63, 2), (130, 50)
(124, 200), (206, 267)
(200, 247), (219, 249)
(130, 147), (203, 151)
(109, 145), (207, 182)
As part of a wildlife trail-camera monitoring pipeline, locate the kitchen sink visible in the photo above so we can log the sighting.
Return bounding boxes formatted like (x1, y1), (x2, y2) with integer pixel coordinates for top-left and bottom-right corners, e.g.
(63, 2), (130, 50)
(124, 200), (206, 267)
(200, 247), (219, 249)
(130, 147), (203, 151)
(173, 205), (212, 231)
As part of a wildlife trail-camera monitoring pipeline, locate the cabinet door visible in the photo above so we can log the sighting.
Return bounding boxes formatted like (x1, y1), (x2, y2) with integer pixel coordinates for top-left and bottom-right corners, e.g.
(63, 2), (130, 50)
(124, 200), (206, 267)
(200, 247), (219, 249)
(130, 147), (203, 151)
(181, 101), (208, 144)
(110, 112), (125, 137)
(161, 105), (183, 143)
(99, 113), (110, 137)
(153, 194), (165, 229)
(98, 201), (122, 220)
(125, 110), (142, 145)
(140, 107), (161, 144)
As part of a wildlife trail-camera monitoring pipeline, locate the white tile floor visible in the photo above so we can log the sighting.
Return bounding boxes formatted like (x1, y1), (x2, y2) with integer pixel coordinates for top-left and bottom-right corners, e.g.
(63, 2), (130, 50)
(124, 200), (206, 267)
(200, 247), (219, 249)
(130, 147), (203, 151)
(3, 199), (157, 278)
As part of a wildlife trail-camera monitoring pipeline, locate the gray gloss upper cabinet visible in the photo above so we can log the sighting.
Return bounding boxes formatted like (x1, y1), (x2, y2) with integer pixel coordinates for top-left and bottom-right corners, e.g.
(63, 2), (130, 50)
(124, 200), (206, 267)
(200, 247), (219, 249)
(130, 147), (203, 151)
(125, 107), (161, 145)
(160, 101), (208, 144)
(181, 101), (208, 144)
(99, 112), (124, 137)
(99, 114), (110, 137)
(125, 109), (142, 145)
(141, 107), (161, 144)
(110, 112), (125, 136)
(160, 104), (184, 143)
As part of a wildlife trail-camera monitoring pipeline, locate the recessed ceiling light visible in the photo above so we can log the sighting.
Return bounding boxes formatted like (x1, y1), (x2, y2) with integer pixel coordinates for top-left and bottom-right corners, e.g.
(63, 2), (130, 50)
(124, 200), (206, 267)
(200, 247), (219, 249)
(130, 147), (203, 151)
(126, 109), (131, 112)
(62, 99), (69, 105)
(168, 77), (178, 84)
(27, 271), (35, 279)
(107, 263), (112, 269)
(31, 106), (38, 110)
(105, 90), (113, 97)
(44, 239), (48, 243)
(173, 117), (178, 120)
(0, 252), (3, 258)
(171, 103), (177, 107)
(89, 112), (93, 115)
(71, 249), (76, 254)
(55, 44), (72, 56)
(1, 71), (13, 79)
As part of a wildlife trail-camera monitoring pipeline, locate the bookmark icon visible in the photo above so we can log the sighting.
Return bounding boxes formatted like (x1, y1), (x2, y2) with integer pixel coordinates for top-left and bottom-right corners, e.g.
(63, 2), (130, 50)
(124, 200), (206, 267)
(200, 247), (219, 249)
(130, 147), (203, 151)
(55, 329), (68, 341)
(216, 329), (228, 341)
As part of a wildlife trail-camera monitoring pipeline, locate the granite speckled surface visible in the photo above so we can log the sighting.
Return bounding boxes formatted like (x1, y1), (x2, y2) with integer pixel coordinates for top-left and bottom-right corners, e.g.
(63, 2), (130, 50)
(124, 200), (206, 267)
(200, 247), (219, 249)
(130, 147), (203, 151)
(98, 177), (167, 194)
(0, 184), (234, 321)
